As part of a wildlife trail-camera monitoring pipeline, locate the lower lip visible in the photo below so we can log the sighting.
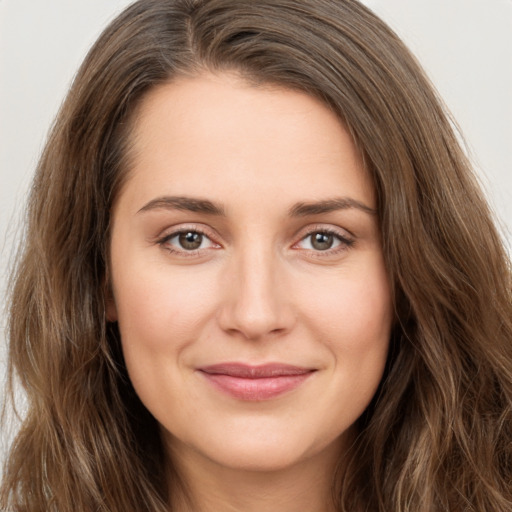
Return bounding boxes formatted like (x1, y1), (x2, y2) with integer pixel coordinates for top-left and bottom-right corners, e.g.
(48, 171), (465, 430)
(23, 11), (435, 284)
(200, 372), (314, 401)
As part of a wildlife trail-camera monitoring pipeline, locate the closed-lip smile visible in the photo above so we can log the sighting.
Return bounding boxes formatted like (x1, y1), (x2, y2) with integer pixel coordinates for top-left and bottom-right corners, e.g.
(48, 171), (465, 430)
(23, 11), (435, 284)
(198, 363), (316, 401)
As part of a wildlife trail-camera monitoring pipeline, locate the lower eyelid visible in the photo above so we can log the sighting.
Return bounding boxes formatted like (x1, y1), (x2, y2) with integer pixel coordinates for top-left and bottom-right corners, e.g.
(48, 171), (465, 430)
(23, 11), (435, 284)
(166, 232), (211, 246)
(155, 226), (353, 256)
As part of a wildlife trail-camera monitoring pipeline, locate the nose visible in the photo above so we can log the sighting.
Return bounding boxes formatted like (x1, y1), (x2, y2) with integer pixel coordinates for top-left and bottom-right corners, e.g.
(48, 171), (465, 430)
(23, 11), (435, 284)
(217, 245), (296, 340)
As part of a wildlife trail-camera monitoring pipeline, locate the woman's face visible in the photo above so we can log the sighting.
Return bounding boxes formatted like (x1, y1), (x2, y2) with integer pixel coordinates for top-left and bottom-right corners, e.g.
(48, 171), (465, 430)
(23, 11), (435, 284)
(108, 73), (392, 474)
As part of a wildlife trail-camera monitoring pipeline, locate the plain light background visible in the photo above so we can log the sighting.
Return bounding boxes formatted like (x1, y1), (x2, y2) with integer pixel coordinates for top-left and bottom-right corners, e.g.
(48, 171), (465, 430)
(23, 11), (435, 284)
(1, 0), (511, 455)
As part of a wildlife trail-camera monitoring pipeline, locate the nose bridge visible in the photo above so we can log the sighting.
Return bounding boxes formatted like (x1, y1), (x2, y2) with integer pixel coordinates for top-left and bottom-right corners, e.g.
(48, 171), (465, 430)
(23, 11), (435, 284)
(218, 239), (293, 339)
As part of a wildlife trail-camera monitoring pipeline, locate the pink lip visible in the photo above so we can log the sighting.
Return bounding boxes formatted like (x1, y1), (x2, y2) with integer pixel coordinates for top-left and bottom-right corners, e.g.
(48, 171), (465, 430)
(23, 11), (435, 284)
(198, 363), (315, 401)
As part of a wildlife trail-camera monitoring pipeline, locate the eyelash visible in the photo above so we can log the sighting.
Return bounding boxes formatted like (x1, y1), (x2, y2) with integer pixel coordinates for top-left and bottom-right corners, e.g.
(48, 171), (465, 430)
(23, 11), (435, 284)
(156, 226), (355, 257)
(156, 227), (219, 257)
(294, 227), (355, 257)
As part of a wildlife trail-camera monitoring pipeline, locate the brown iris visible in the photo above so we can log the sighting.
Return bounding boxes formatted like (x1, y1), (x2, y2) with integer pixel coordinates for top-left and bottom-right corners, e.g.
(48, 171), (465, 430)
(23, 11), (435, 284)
(311, 232), (334, 251)
(179, 232), (203, 250)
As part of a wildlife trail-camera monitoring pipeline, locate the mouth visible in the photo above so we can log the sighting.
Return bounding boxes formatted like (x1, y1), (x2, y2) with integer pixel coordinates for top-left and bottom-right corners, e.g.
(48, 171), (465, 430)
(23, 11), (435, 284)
(198, 363), (316, 401)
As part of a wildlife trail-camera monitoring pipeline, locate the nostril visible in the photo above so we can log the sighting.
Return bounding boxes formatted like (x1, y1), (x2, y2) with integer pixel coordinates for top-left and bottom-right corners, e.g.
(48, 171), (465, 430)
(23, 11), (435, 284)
(217, 294), (295, 340)
(216, 253), (296, 339)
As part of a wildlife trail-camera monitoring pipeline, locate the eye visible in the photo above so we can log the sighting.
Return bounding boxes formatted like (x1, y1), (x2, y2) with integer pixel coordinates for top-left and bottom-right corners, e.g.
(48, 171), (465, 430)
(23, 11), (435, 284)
(295, 229), (353, 252)
(159, 230), (218, 252)
(304, 232), (338, 251)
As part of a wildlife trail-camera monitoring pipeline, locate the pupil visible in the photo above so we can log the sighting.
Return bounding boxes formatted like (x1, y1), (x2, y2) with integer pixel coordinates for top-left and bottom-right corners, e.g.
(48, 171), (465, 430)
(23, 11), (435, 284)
(312, 232), (333, 250)
(179, 232), (202, 250)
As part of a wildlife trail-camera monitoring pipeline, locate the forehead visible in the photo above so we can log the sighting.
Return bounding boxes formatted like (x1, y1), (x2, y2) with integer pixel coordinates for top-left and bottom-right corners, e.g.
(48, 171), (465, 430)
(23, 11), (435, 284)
(119, 72), (374, 213)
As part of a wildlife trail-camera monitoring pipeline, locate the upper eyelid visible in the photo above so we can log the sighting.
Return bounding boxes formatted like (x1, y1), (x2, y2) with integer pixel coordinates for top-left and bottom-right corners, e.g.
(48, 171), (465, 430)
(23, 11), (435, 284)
(295, 231), (353, 247)
(293, 223), (355, 241)
(161, 230), (213, 243)
(153, 223), (355, 248)
(156, 227), (220, 256)
(155, 223), (218, 241)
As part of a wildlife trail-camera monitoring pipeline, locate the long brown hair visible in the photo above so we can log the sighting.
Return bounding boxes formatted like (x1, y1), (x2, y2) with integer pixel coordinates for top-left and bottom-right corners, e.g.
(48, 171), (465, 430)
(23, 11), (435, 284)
(2, 0), (511, 510)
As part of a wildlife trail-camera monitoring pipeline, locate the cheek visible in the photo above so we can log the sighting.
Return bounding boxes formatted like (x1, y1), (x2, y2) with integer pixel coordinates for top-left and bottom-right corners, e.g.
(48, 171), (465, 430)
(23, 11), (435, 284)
(112, 260), (220, 356)
(304, 264), (392, 353)
(110, 262), (222, 417)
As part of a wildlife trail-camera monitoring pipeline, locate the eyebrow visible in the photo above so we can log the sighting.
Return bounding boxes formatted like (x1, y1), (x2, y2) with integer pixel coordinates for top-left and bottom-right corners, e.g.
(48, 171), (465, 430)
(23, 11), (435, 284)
(137, 196), (226, 216)
(137, 195), (376, 217)
(289, 197), (376, 217)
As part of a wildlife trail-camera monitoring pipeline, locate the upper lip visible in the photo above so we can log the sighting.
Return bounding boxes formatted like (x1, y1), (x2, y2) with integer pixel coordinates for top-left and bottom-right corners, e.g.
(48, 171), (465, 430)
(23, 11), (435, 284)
(199, 363), (315, 378)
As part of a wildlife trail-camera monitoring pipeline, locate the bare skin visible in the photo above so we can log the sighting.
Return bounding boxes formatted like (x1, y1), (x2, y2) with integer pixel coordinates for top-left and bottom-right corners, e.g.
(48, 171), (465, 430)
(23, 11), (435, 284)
(108, 73), (392, 512)
(168, 436), (344, 512)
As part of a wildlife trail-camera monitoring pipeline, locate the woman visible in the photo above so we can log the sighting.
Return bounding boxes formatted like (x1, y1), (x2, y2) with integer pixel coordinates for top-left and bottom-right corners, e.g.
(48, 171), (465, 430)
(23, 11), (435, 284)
(2, 0), (511, 510)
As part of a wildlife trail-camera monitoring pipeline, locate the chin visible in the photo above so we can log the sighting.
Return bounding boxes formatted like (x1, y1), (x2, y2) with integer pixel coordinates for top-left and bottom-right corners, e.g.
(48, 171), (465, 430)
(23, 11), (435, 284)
(213, 441), (311, 472)
(164, 420), (348, 475)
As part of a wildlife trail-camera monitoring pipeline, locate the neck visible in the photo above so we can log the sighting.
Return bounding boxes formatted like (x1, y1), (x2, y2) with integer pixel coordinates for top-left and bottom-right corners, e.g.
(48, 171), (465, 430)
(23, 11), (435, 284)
(166, 440), (344, 512)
